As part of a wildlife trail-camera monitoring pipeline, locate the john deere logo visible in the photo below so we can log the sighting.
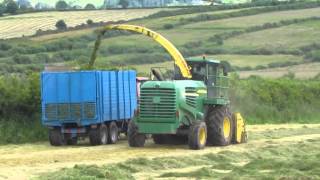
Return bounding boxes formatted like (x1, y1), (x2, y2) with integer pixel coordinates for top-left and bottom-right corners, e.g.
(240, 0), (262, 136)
(153, 96), (161, 104)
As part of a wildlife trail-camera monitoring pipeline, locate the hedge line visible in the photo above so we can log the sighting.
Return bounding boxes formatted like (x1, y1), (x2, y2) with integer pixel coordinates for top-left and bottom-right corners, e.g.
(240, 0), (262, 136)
(0, 74), (319, 143)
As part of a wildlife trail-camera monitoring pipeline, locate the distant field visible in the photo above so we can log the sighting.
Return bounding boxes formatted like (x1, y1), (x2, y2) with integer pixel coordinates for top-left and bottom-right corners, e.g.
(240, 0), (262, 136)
(184, 7), (320, 30)
(210, 54), (303, 67)
(131, 54), (304, 74)
(238, 62), (320, 79)
(1, 3), (320, 79)
(224, 20), (320, 51)
(0, 9), (165, 39)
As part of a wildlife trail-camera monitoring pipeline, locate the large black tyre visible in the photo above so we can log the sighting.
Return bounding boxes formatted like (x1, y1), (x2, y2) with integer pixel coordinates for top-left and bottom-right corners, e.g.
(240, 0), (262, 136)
(128, 121), (145, 147)
(108, 121), (118, 144)
(64, 134), (78, 145)
(152, 134), (166, 144)
(188, 121), (207, 150)
(49, 128), (64, 146)
(206, 106), (233, 146)
(89, 125), (108, 146)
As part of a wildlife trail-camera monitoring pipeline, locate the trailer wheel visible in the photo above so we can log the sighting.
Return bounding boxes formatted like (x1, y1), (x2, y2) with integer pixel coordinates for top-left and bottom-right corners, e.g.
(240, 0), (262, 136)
(152, 135), (166, 144)
(49, 128), (64, 146)
(206, 106), (233, 146)
(188, 121), (207, 150)
(108, 122), (118, 144)
(64, 134), (78, 145)
(128, 121), (145, 147)
(89, 125), (108, 145)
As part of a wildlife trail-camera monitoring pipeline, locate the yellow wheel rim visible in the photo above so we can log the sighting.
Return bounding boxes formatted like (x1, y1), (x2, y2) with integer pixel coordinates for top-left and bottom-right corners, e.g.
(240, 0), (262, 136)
(223, 117), (231, 139)
(199, 127), (206, 145)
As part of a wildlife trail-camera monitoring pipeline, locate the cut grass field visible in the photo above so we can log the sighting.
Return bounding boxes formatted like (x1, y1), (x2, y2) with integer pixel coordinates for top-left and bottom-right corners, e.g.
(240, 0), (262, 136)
(0, 124), (318, 179)
(0, 9), (166, 39)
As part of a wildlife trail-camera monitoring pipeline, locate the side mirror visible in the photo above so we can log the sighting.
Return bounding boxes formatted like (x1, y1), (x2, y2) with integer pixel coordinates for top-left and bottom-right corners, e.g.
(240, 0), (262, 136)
(223, 66), (228, 76)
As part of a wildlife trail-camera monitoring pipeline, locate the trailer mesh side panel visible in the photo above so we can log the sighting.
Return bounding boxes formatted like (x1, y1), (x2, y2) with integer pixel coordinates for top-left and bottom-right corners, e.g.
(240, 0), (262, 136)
(45, 103), (96, 121)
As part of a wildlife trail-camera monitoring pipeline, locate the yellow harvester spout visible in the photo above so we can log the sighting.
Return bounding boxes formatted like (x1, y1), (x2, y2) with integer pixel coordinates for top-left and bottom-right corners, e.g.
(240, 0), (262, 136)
(88, 24), (192, 79)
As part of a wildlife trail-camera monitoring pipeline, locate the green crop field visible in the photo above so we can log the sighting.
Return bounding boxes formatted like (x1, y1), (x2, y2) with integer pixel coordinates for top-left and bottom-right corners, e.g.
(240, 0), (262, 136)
(223, 20), (320, 51)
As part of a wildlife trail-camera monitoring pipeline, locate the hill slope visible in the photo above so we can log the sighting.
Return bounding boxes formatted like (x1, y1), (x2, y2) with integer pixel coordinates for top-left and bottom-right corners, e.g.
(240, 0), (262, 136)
(0, 1), (320, 78)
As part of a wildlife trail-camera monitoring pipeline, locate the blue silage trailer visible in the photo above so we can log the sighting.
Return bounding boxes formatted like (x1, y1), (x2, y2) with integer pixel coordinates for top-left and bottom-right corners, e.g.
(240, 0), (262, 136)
(41, 70), (137, 146)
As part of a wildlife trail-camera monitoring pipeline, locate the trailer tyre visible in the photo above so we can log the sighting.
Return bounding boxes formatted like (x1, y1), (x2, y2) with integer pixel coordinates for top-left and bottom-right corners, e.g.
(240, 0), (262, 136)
(108, 122), (118, 144)
(128, 121), (145, 147)
(49, 128), (64, 146)
(188, 121), (207, 150)
(89, 125), (108, 145)
(206, 106), (233, 146)
(64, 134), (78, 145)
(152, 135), (166, 144)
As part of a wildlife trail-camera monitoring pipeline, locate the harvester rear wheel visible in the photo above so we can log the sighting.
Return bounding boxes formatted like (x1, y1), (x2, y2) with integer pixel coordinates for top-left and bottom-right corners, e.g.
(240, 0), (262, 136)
(188, 121), (207, 150)
(108, 121), (118, 144)
(128, 121), (146, 147)
(49, 128), (64, 146)
(206, 106), (233, 146)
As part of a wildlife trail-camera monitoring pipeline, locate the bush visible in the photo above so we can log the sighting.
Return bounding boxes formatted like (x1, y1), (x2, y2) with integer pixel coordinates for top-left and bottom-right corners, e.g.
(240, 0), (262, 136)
(55, 20), (67, 30)
(34, 53), (50, 63)
(306, 50), (320, 62)
(12, 54), (31, 64)
(87, 19), (94, 25)
(0, 42), (12, 51)
(163, 23), (174, 29)
(230, 76), (320, 123)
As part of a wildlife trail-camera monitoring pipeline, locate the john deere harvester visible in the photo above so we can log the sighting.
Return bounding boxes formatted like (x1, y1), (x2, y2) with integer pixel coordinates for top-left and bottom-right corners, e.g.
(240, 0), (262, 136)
(89, 24), (247, 149)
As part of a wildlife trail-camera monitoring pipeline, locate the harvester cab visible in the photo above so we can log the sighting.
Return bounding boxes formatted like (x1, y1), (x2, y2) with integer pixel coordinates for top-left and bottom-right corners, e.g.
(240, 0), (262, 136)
(89, 24), (247, 150)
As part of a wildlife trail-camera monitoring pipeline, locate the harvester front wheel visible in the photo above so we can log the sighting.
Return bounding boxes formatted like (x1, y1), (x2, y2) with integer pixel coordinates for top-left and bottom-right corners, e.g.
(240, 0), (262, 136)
(206, 106), (233, 146)
(188, 121), (207, 150)
(128, 121), (145, 147)
(108, 121), (118, 144)
(49, 128), (64, 146)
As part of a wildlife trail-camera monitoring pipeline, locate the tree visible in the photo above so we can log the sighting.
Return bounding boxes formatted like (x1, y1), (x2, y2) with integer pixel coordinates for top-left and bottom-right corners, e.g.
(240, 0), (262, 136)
(55, 0), (68, 10)
(119, 0), (129, 9)
(0, 3), (5, 16)
(55, 20), (67, 30)
(6, 0), (18, 14)
(17, 0), (31, 10)
(84, 3), (96, 10)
